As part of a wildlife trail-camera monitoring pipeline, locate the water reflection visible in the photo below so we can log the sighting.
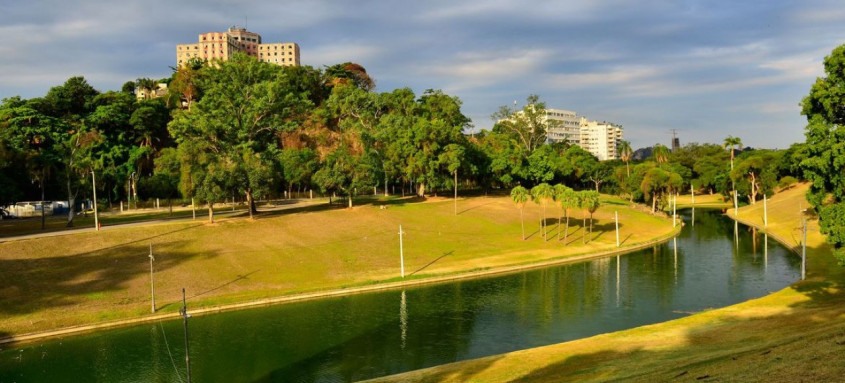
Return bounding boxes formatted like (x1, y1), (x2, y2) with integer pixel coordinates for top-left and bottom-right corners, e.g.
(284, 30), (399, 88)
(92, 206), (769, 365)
(0, 210), (801, 383)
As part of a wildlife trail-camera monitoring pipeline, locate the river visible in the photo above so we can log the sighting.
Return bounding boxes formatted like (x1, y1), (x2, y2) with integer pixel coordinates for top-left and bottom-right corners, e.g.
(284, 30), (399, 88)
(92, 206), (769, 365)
(0, 209), (800, 382)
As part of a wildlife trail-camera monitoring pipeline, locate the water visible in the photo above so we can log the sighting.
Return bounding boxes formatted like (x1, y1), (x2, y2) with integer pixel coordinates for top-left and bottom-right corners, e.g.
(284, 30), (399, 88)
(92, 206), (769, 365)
(0, 210), (800, 382)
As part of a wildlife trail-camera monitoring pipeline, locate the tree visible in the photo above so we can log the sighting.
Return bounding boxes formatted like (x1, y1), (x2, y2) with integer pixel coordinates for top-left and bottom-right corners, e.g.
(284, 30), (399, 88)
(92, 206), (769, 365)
(439, 143), (465, 215)
(553, 184), (572, 241)
(652, 144), (671, 164)
(799, 43), (845, 264)
(169, 54), (308, 220)
(723, 135), (743, 171)
(491, 95), (559, 155)
(559, 187), (580, 244)
(618, 140), (633, 177)
(511, 185), (530, 240)
(531, 183), (554, 241)
(580, 190), (601, 241)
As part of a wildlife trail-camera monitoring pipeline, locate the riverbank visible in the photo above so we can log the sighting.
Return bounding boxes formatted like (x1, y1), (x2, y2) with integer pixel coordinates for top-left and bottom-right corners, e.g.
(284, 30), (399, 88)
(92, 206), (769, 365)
(0, 194), (677, 345)
(367, 183), (845, 382)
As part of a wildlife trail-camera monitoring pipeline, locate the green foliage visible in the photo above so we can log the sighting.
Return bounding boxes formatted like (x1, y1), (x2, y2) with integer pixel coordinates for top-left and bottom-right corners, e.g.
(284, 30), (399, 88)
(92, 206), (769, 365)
(800, 43), (845, 261)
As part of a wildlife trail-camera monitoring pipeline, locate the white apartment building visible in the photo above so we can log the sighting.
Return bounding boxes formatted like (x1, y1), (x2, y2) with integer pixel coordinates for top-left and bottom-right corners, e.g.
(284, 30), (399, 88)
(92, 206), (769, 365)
(579, 119), (624, 161)
(543, 109), (582, 145)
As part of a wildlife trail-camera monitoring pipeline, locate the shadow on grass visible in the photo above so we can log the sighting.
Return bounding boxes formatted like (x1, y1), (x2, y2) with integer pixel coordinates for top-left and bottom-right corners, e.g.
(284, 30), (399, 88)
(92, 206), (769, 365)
(410, 251), (454, 276)
(0, 227), (221, 316)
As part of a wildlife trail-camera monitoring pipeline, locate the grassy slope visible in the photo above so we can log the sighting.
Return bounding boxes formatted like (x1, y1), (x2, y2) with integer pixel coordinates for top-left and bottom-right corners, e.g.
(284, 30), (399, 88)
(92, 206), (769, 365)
(368, 183), (845, 383)
(0, 194), (674, 339)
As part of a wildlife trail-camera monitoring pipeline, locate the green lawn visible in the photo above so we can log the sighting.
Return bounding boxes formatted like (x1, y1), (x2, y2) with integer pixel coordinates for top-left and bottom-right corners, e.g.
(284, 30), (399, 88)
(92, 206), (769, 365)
(0, 194), (675, 340)
(367, 183), (845, 383)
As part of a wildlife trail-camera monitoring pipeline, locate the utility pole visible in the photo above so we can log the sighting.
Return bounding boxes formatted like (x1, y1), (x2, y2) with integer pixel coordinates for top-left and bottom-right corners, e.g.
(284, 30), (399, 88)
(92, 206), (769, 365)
(615, 211), (620, 247)
(149, 243), (155, 313)
(764, 194), (768, 227)
(180, 288), (192, 383)
(399, 225), (405, 278)
(802, 211), (807, 281)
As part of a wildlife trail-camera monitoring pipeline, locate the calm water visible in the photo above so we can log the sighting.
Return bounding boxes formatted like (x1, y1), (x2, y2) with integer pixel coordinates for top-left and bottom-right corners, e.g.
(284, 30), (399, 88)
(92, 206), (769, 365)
(0, 210), (800, 382)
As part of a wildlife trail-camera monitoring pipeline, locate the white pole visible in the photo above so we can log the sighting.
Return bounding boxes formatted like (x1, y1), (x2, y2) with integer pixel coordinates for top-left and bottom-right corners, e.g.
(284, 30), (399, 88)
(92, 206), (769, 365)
(734, 190), (738, 216)
(672, 194), (677, 228)
(120, 201), (123, 213)
(91, 171), (99, 231)
(802, 213), (807, 280)
(399, 225), (405, 278)
(191, 198), (196, 220)
(310, 189), (313, 200)
(615, 210), (620, 247)
(691, 184), (695, 205)
(149, 243), (155, 313)
(764, 194), (768, 227)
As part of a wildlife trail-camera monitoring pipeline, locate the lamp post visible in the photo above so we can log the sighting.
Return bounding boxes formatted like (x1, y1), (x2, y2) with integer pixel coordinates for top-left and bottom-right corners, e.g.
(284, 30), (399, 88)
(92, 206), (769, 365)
(149, 243), (155, 313)
(91, 171), (99, 231)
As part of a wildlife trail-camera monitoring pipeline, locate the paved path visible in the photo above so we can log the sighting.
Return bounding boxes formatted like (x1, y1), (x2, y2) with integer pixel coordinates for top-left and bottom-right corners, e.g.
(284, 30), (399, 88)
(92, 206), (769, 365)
(0, 198), (327, 243)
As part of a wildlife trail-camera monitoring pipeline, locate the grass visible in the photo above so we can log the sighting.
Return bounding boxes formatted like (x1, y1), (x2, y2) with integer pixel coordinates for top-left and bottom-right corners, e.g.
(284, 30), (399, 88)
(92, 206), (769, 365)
(0, 193), (675, 340)
(366, 183), (845, 383)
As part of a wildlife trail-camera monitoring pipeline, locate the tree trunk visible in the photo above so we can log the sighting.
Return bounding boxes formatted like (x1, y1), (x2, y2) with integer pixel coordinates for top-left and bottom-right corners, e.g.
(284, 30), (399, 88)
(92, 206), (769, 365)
(542, 203), (547, 241)
(66, 176), (76, 228)
(417, 183), (426, 198)
(208, 202), (214, 223)
(520, 206), (525, 240)
(564, 211), (570, 244)
(582, 213), (587, 244)
(246, 189), (254, 219)
(348, 194), (353, 208)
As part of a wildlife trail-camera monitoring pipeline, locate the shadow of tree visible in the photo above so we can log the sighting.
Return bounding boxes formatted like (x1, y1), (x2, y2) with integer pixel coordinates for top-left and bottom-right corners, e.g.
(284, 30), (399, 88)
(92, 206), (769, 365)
(0, 227), (220, 316)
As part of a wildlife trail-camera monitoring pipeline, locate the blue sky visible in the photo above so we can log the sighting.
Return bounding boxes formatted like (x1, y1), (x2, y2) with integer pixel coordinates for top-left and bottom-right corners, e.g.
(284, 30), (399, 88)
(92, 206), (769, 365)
(2, 1), (844, 150)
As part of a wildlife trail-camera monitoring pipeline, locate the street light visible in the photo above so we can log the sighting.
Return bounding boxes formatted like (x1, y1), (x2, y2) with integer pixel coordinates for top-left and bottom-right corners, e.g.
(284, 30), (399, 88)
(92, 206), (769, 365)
(149, 243), (155, 313)
(91, 171), (99, 231)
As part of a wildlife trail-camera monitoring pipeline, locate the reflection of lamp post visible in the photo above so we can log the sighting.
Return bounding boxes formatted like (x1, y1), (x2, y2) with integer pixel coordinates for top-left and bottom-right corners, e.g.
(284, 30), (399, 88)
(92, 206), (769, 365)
(91, 171), (99, 231)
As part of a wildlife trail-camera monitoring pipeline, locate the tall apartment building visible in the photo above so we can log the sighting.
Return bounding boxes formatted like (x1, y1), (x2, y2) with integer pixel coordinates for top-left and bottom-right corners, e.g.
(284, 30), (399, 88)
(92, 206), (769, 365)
(543, 109), (582, 145)
(176, 26), (300, 67)
(578, 119), (624, 161)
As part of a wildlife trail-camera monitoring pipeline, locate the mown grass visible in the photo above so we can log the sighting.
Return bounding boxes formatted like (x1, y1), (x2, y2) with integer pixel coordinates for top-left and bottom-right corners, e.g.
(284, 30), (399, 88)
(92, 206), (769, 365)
(0, 194), (674, 339)
(367, 183), (845, 383)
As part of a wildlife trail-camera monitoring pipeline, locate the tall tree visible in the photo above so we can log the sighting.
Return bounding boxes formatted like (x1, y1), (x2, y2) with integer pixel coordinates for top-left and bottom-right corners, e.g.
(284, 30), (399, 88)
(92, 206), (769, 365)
(580, 190), (601, 240)
(723, 135), (743, 171)
(531, 183), (554, 241)
(491, 95), (559, 155)
(652, 143), (671, 164)
(511, 185), (530, 240)
(559, 187), (580, 244)
(618, 140), (633, 177)
(169, 54), (308, 220)
(800, 43), (845, 264)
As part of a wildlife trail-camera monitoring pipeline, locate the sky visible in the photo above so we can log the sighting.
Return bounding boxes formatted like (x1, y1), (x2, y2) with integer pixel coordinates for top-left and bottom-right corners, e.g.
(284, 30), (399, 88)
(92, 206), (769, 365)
(2, 1), (844, 150)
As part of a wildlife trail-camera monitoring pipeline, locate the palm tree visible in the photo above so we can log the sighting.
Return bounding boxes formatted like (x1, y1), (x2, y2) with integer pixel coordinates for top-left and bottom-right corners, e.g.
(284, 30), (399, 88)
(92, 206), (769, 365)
(723, 135), (743, 170)
(553, 184), (571, 241)
(581, 190), (601, 240)
(652, 143), (670, 164)
(531, 183), (554, 241)
(559, 187), (579, 244)
(511, 185), (530, 240)
(618, 140), (633, 177)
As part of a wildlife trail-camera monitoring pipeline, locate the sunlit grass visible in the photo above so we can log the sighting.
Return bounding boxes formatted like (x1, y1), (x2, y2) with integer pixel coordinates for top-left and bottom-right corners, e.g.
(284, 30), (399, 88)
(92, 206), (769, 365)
(0, 194), (675, 338)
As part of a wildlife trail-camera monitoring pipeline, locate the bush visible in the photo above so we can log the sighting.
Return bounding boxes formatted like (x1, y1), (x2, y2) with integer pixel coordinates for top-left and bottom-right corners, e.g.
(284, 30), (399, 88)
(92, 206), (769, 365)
(778, 176), (798, 191)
